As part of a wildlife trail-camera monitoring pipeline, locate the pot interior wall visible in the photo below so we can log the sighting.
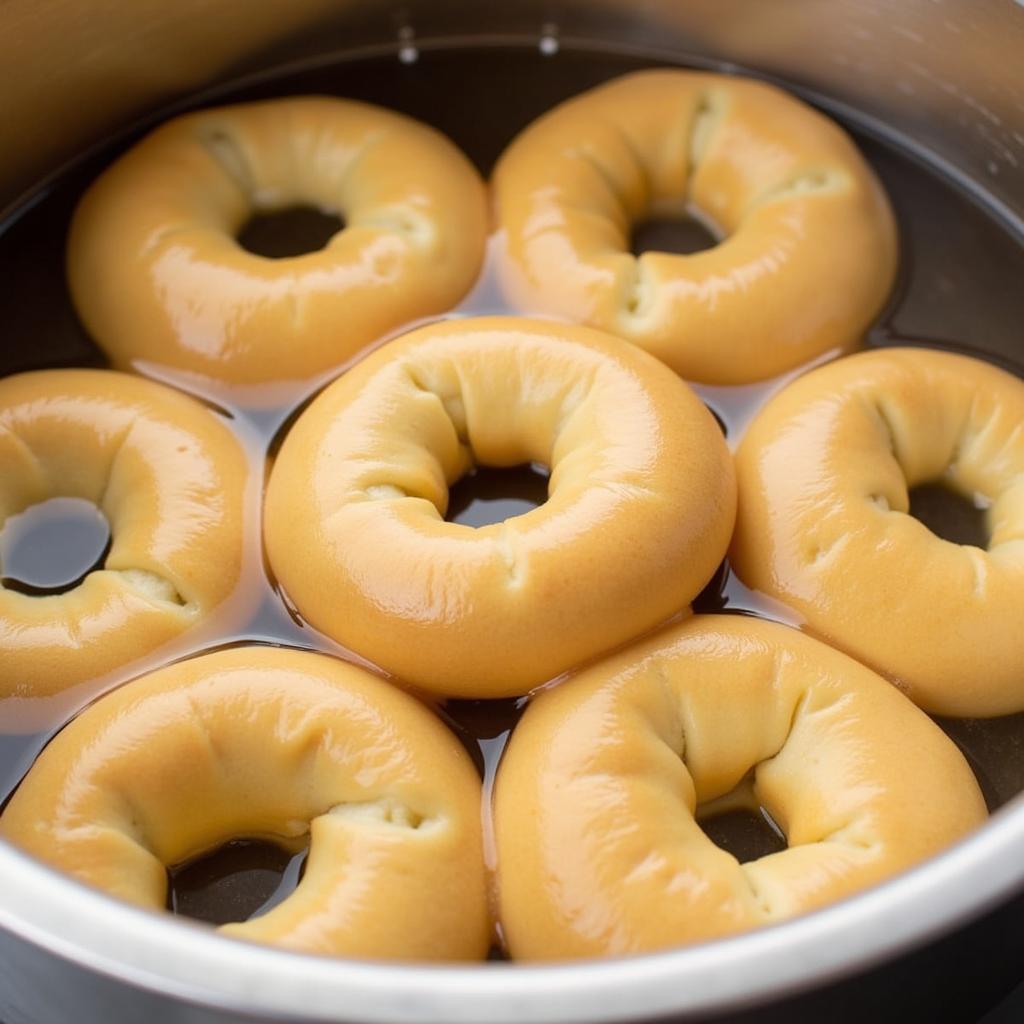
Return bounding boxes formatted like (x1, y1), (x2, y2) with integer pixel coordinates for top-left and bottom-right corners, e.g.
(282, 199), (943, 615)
(2, 0), (1023, 219)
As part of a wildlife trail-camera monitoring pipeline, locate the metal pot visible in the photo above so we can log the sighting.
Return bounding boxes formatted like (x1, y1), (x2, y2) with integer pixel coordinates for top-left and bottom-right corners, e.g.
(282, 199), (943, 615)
(1, 2), (1023, 1021)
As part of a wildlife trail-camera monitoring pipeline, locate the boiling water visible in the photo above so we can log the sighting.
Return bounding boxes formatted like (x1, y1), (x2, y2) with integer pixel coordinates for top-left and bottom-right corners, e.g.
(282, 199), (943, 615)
(0, 43), (1022, 931)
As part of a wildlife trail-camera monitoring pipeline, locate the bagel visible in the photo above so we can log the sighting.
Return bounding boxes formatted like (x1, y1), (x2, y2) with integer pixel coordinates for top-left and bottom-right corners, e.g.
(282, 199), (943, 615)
(67, 96), (488, 392)
(731, 347), (1024, 717)
(493, 70), (897, 385)
(493, 615), (986, 959)
(264, 316), (736, 698)
(0, 646), (490, 960)
(0, 369), (247, 700)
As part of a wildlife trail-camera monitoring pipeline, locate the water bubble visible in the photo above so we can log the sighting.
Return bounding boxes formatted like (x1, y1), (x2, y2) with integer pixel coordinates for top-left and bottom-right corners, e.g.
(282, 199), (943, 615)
(539, 23), (559, 56)
(397, 25), (418, 64)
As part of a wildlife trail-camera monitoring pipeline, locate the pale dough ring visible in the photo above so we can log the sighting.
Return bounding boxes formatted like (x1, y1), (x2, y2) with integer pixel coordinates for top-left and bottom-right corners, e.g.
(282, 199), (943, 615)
(0, 369), (247, 700)
(67, 96), (488, 390)
(731, 347), (1024, 717)
(0, 646), (491, 960)
(493, 615), (987, 960)
(493, 69), (898, 385)
(263, 316), (736, 699)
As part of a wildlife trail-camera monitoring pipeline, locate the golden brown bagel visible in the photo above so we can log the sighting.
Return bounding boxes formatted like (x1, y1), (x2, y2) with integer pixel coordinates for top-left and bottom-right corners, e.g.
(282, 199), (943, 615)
(493, 70), (897, 384)
(67, 97), (488, 392)
(0, 646), (490, 960)
(264, 316), (736, 698)
(731, 347), (1024, 717)
(494, 615), (986, 959)
(0, 369), (247, 699)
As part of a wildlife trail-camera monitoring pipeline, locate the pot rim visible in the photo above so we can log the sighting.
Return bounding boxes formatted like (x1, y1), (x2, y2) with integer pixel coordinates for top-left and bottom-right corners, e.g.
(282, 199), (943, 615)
(1, 797), (1023, 1023)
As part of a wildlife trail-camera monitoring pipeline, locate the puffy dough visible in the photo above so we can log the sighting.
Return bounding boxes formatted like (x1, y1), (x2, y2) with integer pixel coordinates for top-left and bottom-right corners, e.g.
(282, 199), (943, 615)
(494, 615), (986, 959)
(731, 347), (1024, 717)
(493, 70), (897, 385)
(67, 96), (488, 391)
(0, 369), (247, 699)
(264, 316), (736, 698)
(0, 646), (491, 960)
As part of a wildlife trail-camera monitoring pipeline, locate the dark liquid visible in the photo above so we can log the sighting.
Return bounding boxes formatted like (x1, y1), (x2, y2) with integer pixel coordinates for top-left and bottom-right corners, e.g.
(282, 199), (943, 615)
(1, 43), (1022, 926)
(168, 839), (308, 925)
(701, 808), (787, 864)
(631, 215), (720, 257)
(237, 206), (344, 259)
(908, 483), (990, 550)
(0, 497), (110, 595)
(447, 464), (550, 527)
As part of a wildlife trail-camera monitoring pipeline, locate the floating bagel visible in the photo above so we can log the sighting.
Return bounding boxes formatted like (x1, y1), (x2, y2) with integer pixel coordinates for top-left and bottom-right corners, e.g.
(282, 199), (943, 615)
(493, 615), (986, 959)
(0, 369), (247, 700)
(731, 347), (1024, 717)
(264, 316), (736, 698)
(494, 70), (897, 384)
(67, 96), (488, 392)
(0, 646), (491, 960)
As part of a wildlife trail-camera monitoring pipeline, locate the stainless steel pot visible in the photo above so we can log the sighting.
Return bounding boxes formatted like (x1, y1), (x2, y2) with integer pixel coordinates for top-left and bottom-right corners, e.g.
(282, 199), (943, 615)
(1, 2), (1023, 1021)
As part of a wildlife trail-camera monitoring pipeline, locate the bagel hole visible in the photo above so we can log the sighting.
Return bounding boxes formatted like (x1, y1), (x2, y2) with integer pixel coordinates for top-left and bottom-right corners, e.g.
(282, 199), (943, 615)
(167, 839), (309, 926)
(236, 206), (344, 259)
(908, 482), (991, 548)
(699, 806), (787, 863)
(446, 463), (550, 527)
(0, 497), (110, 596)
(630, 209), (720, 256)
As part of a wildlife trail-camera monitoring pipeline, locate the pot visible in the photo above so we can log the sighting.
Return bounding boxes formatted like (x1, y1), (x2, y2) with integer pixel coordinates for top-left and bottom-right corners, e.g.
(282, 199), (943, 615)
(1, 1), (1023, 1022)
